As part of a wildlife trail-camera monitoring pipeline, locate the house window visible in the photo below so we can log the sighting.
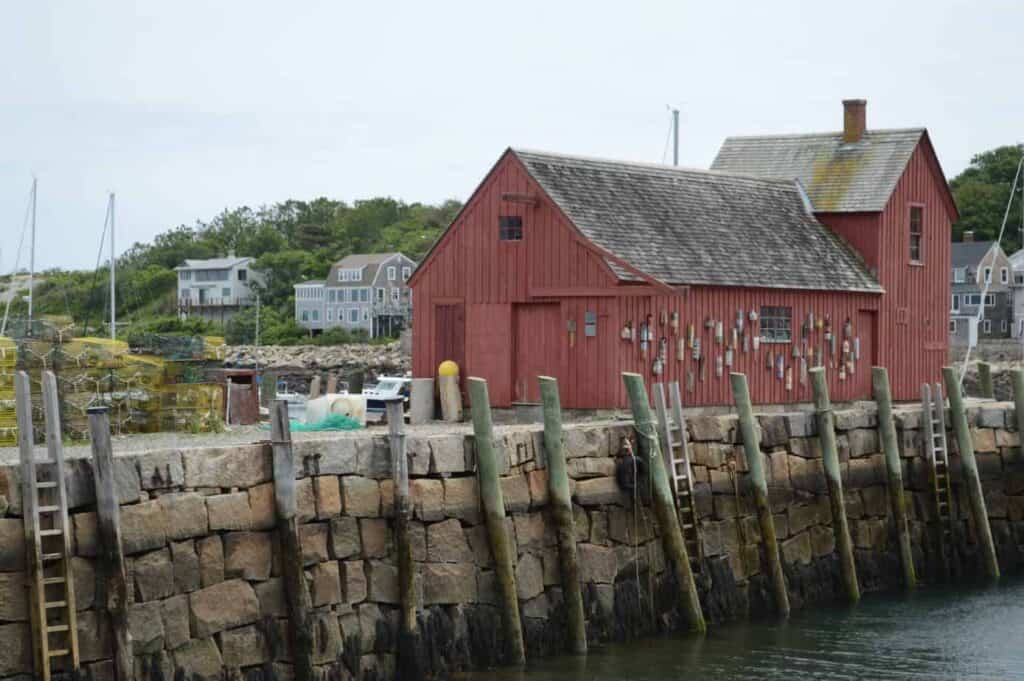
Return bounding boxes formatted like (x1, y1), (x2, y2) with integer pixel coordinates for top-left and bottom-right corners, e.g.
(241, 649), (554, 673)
(180, 271), (192, 281)
(759, 306), (792, 343)
(312, 310), (319, 321)
(402, 266), (411, 280)
(951, 294), (959, 312)
(499, 215), (523, 241)
(302, 311), (309, 321)
(376, 288), (385, 303)
(388, 266), (397, 281)
(984, 267), (992, 283)
(362, 309), (370, 321)
(909, 206), (923, 262)
(389, 288), (400, 304)
(326, 309), (333, 322)
(983, 319), (992, 334)
(338, 269), (361, 282)
(986, 294), (995, 307)
(1002, 268), (1009, 284)
(222, 287), (231, 298)
(360, 288), (369, 303)
(584, 310), (597, 337)
(953, 268), (966, 283)
(949, 319), (957, 333)
(237, 269), (247, 281)
(349, 308), (359, 323)
(1002, 319), (1008, 333)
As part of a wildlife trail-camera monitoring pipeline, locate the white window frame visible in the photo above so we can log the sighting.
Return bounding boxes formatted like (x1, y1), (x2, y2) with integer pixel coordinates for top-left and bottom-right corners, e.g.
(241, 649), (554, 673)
(953, 268), (966, 283)
(180, 270), (192, 281)
(986, 294), (995, 307)
(402, 266), (411, 281)
(951, 294), (959, 312)
(984, 267), (993, 283)
(759, 306), (792, 343)
(391, 288), (401, 304)
(312, 310), (319, 321)
(1002, 267), (1009, 284)
(362, 309), (370, 321)
(950, 319), (957, 333)
(376, 288), (385, 303)
(349, 308), (359, 323)
(302, 311), (309, 321)
(1002, 319), (1008, 333)
(983, 319), (992, 333)
(388, 266), (397, 281)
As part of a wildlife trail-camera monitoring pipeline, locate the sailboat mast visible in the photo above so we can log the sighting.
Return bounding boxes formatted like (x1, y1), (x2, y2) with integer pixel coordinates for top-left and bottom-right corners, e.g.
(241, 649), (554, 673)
(110, 192), (116, 340)
(28, 178), (36, 330)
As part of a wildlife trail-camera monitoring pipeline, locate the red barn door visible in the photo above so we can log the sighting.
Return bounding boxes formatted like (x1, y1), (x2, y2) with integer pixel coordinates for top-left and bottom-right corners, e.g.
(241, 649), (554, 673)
(513, 303), (564, 403)
(434, 303), (465, 373)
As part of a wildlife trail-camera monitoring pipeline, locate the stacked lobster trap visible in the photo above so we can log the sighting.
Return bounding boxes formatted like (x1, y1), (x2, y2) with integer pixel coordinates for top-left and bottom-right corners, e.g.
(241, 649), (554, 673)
(4, 333), (226, 443)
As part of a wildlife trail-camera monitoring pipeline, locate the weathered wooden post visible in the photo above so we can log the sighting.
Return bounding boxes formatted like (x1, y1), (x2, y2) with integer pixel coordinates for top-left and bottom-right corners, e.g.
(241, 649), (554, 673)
(467, 378), (526, 665)
(439, 361), (462, 422)
(942, 367), (1000, 579)
(729, 372), (790, 617)
(978, 361), (994, 400)
(386, 398), (422, 677)
(1011, 369), (1024, 441)
(409, 378), (435, 425)
(88, 406), (133, 680)
(270, 401), (316, 679)
(326, 373), (338, 395)
(309, 375), (322, 400)
(538, 376), (587, 654)
(872, 367), (917, 588)
(622, 373), (706, 632)
(809, 367), (860, 602)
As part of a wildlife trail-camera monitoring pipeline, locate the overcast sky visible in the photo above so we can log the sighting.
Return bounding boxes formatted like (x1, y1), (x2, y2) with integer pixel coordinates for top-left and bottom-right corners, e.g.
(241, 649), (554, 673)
(1, 1), (1020, 270)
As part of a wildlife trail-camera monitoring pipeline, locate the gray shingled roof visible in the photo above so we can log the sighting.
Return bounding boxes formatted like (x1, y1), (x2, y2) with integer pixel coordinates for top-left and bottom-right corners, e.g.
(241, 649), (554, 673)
(710, 129), (924, 212)
(951, 241), (995, 269)
(175, 255), (254, 271)
(513, 149), (881, 293)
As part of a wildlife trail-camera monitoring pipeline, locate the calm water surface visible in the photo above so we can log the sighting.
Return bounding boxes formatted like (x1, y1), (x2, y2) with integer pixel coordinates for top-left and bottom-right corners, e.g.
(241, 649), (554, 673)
(463, 577), (1024, 680)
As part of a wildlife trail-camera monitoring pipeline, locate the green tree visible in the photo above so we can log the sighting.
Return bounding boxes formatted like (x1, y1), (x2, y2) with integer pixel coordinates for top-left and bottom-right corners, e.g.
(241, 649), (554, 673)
(951, 144), (1024, 250)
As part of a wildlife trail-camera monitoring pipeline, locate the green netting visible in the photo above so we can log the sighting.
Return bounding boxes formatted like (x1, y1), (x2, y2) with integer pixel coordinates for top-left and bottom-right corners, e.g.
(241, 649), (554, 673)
(263, 413), (363, 432)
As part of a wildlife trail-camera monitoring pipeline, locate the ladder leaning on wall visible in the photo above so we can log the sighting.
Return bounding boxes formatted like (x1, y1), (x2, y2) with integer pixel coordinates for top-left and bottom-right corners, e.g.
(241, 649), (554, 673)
(16, 370), (80, 680)
(922, 381), (956, 580)
(653, 381), (705, 572)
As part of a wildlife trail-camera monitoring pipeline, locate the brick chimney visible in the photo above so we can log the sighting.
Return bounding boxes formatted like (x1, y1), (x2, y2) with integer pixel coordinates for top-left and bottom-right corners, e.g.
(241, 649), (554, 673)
(842, 99), (867, 143)
(963, 230), (975, 242)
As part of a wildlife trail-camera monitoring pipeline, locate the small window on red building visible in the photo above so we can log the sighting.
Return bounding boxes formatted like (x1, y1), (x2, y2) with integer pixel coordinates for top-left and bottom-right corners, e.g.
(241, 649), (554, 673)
(499, 216), (523, 241)
(909, 206), (923, 262)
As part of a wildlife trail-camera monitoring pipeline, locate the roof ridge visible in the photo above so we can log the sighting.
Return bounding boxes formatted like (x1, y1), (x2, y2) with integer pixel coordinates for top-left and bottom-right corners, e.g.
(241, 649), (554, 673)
(512, 147), (800, 189)
(720, 127), (925, 142)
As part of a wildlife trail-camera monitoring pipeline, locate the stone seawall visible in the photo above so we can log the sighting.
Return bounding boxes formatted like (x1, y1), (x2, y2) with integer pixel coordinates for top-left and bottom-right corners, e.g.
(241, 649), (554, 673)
(1, 401), (1023, 680)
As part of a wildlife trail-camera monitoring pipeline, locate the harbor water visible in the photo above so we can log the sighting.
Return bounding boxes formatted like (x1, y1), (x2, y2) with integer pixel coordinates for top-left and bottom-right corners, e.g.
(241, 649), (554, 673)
(462, 576), (1024, 680)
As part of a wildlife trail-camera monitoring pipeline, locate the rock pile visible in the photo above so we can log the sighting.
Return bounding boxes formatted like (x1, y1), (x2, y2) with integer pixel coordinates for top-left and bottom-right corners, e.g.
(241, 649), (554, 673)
(222, 343), (411, 376)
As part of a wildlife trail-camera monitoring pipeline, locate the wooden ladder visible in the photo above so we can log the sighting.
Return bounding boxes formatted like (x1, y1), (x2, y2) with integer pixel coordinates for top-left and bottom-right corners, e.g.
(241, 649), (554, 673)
(653, 381), (704, 571)
(922, 381), (955, 580)
(16, 370), (80, 680)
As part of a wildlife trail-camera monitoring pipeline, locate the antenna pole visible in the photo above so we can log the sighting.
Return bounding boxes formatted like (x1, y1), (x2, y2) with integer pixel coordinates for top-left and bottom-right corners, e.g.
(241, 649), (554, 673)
(110, 193), (116, 340)
(672, 108), (680, 166)
(28, 178), (36, 331)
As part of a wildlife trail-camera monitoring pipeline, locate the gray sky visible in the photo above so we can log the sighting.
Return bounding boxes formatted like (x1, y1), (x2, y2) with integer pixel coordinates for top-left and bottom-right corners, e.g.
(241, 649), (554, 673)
(1, 1), (1020, 270)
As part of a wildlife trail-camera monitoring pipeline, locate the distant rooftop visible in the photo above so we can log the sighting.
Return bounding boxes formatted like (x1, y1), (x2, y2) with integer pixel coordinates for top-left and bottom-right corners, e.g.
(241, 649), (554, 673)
(174, 255), (254, 271)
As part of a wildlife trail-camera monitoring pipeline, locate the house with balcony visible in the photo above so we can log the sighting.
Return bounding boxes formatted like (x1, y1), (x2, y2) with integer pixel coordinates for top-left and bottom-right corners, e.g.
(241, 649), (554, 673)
(175, 254), (264, 323)
(294, 252), (415, 338)
(950, 234), (1012, 346)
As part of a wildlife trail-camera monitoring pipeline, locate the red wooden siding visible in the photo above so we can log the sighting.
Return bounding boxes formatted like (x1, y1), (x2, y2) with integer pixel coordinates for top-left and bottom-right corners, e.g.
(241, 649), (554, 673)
(413, 142), (949, 409)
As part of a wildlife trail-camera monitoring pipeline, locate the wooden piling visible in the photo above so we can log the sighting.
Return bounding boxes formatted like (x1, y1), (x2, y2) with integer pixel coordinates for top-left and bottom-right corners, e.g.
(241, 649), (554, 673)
(467, 378), (526, 665)
(409, 378), (435, 425)
(729, 372), (790, 617)
(808, 368), (860, 602)
(439, 362), (462, 423)
(326, 373), (338, 395)
(309, 375), (322, 399)
(386, 398), (422, 677)
(538, 376), (587, 654)
(942, 367), (1000, 579)
(1011, 369), (1024, 443)
(270, 401), (316, 680)
(88, 406), (133, 681)
(871, 367), (917, 589)
(622, 373), (706, 632)
(978, 361), (994, 399)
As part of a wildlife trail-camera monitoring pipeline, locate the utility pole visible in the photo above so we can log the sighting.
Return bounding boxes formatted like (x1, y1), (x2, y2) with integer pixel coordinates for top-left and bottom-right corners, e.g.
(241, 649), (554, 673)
(109, 193), (116, 340)
(28, 177), (36, 331)
(255, 295), (261, 347)
(672, 108), (680, 166)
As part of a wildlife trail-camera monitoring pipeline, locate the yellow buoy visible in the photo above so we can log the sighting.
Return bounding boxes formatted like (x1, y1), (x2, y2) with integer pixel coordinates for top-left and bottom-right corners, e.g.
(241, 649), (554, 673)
(438, 360), (459, 377)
